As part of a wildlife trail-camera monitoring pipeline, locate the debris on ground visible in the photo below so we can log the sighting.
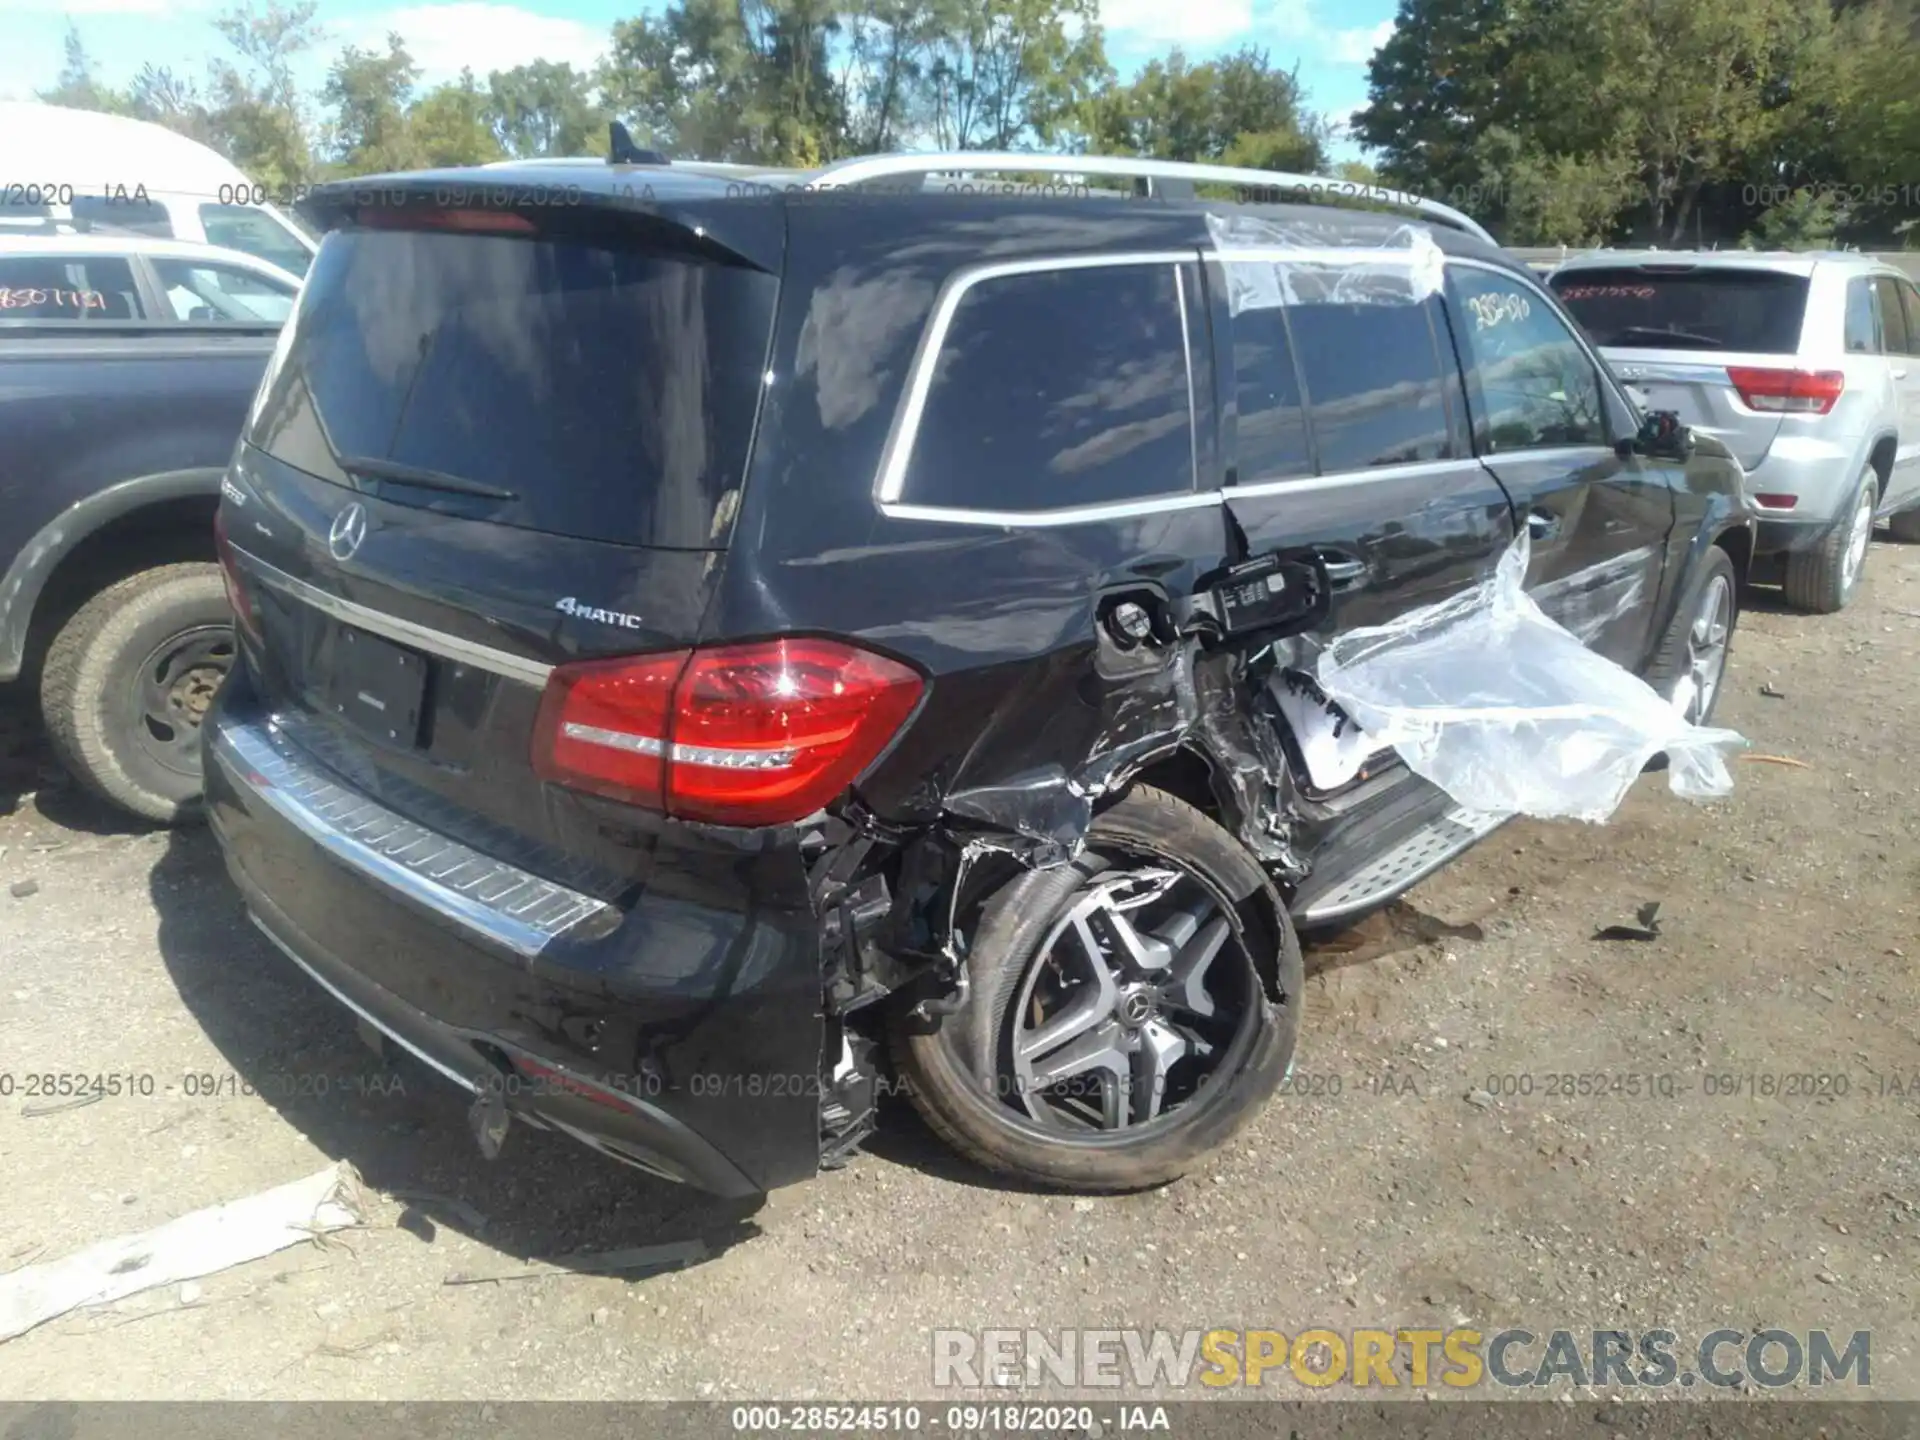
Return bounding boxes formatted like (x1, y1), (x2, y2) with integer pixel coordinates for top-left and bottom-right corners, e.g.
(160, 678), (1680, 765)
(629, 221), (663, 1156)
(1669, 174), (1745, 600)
(1739, 754), (1813, 769)
(8, 879), (37, 899)
(1594, 900), (1663, 943)
(1760, 682), (1787, 699)
(0, 1161), (366, 1343)
(441, 1238), (709, 1287)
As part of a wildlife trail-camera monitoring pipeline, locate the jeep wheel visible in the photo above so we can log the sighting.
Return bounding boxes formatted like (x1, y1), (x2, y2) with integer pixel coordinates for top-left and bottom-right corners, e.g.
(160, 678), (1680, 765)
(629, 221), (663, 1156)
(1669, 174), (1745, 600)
(892, 786), (1300, 1191)
(40, 564), (233, 824)
(1644, 548), (1737, 725)
(1784, 467), (1877, 613)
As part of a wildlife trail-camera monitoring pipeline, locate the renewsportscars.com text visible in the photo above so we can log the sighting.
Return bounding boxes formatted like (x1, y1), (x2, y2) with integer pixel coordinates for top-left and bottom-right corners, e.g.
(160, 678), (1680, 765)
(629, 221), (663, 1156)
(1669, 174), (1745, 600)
(932, 1327), (1871, 1390)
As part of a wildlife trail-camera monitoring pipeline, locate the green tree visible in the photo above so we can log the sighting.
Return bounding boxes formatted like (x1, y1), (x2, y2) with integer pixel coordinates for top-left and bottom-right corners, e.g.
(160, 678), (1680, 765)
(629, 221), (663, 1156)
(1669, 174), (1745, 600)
(322, 34), (420, 174)
(1353, 0), (1513, 208)
(413, 71), (507, 167)
(603, 0), (844, 162)
(38, 22), (131, 114)
(485, 61), (608, 157)
(920, 0), (1108, 151)
(206, 0), (324, 190)
(126, 65), (219, 147)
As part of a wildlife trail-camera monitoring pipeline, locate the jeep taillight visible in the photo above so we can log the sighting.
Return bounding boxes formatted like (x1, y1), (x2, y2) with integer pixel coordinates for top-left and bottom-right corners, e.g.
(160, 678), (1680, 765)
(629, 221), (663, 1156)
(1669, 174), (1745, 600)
(530, 638), (923, 826)
(1726, 366), (1844, 415)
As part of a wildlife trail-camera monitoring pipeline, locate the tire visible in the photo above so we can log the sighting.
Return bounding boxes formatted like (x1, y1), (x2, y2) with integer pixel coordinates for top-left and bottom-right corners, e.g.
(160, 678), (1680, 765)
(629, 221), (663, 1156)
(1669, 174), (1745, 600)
(39, 563), (234, 825)
(891, 786), (1302, 1191)
(1643, 547), (1738, 725)
(1783, 467), (1877, 613)
(1890, 506), (1920, 544)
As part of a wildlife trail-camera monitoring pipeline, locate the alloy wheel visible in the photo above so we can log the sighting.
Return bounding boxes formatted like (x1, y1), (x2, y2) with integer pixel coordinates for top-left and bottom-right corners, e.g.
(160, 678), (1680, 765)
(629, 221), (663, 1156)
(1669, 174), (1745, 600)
(1005, 861), (1255, 1132)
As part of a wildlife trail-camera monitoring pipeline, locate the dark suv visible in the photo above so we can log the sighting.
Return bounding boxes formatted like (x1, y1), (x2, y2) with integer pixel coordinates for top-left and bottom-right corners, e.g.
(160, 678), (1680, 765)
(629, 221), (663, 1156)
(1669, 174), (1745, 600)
(203, 154), (1755, 1198)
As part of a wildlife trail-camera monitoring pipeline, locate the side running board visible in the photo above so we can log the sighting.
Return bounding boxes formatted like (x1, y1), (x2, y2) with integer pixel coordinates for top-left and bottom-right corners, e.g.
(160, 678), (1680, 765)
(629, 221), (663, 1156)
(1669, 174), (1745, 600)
(1292, 806), (1510, 927)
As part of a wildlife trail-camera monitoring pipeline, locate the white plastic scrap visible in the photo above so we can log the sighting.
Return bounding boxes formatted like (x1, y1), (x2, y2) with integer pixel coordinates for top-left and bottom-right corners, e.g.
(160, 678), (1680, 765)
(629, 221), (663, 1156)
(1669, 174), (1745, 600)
(0, 1161), (365, 1342)
(1310, 533), (1748, 824)
(1204, 212), (1447, 310)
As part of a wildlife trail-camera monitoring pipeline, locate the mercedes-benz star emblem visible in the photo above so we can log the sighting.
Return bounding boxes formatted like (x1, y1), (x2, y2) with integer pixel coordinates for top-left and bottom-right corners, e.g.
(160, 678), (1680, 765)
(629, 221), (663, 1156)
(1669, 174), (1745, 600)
(328, 502), (369, 562)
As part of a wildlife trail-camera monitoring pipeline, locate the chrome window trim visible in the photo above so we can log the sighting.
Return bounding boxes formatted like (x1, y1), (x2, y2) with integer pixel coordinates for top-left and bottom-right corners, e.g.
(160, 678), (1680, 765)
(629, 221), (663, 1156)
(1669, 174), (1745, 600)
(878, 492), (1221, 528)
(871, 249), (1198, 511)
(234, 547), (555, 688)
(210, 716), (615, 960)
(1174, 264), (1199, 495)
(1230, 456), (1492, 500)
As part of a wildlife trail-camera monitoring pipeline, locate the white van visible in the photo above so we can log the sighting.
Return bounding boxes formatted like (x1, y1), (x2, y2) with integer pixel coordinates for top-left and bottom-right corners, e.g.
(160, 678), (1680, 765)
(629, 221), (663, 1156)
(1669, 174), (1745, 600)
(0, 101), (316, 277)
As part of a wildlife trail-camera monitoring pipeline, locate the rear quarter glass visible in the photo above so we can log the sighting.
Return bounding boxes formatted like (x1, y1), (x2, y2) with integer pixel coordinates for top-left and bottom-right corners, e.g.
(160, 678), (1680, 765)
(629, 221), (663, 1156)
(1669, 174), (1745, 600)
(245, 228), (778, 549)
(1550, 267), (1809, 355)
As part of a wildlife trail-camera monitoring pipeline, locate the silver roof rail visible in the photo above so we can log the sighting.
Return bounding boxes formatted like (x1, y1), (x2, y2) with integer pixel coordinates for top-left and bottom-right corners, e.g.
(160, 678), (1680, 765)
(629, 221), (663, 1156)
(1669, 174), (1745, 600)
(804, 151), (1497, 245)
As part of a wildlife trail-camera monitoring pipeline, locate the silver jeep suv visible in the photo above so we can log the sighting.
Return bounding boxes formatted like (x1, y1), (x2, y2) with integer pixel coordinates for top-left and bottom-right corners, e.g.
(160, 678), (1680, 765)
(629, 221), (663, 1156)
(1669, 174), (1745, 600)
(1548, 250), (1920, 612)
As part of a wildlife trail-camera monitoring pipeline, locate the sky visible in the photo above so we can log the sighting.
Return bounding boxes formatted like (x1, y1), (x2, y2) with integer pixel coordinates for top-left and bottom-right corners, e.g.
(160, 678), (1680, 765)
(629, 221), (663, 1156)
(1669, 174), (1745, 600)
(0, 0), (1394, 162)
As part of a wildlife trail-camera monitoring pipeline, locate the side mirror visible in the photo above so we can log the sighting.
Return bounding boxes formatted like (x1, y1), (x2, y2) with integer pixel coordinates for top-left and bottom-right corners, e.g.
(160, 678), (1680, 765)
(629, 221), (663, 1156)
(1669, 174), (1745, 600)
(1620, 408), (1693, 462)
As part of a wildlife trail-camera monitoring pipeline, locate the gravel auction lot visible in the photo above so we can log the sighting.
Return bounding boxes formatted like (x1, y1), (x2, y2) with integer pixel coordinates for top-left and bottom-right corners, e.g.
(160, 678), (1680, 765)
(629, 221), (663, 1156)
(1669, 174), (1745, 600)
(1, 540), (1917, 1403)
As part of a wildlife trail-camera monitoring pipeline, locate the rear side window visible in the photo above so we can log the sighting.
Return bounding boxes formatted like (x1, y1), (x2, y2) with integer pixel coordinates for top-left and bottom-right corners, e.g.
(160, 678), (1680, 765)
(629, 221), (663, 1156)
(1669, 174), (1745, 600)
(1447, 266), (1607, 452)
(1549, 267), (1808, 354)
(152, 257), (295, 322)
(73, 194), (174, 237)
(0, 254), (143, 319)
(1225, 293), (1312, 485)
(248, 228), (778, 549)
(1845, 278), (1879, 353)
(1285, 283), (1455, 470)
(199, 204), (313, 277)
(1873, 276), (1915, 356)
(902, 263), (1196, 513)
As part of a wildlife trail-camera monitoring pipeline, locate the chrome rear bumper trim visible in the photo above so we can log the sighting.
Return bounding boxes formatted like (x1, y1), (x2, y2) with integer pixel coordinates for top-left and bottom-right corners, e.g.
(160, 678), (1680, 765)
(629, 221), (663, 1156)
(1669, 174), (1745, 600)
(210, 716), (615, 958)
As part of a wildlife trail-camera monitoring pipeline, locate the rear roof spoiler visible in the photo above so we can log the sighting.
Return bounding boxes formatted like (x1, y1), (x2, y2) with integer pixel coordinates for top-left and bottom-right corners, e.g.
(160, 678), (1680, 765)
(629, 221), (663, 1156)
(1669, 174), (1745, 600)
(294, 170), (785, 274)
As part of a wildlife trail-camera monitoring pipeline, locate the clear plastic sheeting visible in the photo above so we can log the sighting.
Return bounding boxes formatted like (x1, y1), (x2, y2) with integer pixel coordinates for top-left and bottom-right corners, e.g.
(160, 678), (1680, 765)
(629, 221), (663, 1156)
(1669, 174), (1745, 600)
(1205, 211), (1447, 310)
(1311, 534), (1748, 823)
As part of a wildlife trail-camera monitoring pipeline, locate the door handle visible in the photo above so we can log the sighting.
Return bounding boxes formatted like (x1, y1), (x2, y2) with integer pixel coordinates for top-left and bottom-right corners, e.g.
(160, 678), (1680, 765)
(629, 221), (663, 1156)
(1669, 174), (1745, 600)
(1318, 555), (1369, 587)
(1527, 508), (1563, 541)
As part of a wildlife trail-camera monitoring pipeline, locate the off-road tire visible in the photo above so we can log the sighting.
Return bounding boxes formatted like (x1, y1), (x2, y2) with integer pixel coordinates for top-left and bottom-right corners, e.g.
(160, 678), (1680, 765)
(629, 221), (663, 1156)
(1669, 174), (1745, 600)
(1783, 467), (1877, 614)
(891, 786), (1301, 1192)
(40, 564), (231, 824)
(1643, 548), (1738, 726)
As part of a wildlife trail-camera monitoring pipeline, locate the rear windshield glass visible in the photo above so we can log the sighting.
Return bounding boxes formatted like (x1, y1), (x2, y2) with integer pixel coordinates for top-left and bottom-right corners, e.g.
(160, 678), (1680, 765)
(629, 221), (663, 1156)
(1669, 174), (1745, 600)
(1548, 267), (1809, 355)
(248, 228), (778, 549)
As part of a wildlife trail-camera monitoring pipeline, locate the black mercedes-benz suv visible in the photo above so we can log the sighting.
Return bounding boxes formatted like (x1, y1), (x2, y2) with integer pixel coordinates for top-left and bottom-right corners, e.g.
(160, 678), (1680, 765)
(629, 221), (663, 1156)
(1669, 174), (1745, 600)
(203, 153), (1756, 1198)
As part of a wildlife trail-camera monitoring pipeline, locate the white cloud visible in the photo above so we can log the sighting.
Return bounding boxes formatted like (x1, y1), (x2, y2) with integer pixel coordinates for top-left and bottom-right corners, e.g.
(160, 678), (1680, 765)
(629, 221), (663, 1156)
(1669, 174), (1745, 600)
(1097, 0), (1253, 45)
(1328, 19), (1394, 65)
(346, 3), (608, 86)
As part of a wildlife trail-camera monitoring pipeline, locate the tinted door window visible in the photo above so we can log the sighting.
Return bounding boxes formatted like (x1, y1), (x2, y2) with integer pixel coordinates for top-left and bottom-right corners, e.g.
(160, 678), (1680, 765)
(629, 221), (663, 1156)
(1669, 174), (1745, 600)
(1845, 278), (1880, 354)
(1901, 280), (1920, 357)
(904, 264), (1196, 512)
(1285, 279), (1454, 470)
(199, 204), (312, 277)
(0, 255), (143, 319)
(1877, 275), (1916, 356)
(1226, 294), (1312, 484)
(1550, 267), (1808, 354)
(152, 257), (295, 322)
(1448, 266), (1607, 452)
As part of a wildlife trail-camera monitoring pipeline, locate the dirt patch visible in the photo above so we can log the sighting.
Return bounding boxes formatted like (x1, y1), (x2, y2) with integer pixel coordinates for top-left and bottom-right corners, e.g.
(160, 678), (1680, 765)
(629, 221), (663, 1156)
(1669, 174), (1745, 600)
(2, 542), (1918, 1400)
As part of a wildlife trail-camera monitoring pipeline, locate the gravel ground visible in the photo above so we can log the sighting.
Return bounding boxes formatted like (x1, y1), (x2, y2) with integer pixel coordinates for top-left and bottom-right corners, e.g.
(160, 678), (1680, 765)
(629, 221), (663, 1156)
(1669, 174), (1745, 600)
(0, 539), (1917, 1402)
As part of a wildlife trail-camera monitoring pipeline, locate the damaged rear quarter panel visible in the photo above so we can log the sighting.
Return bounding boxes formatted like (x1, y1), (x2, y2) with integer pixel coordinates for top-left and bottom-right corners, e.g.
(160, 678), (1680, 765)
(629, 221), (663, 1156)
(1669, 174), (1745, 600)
(721, 199), (1252, 850)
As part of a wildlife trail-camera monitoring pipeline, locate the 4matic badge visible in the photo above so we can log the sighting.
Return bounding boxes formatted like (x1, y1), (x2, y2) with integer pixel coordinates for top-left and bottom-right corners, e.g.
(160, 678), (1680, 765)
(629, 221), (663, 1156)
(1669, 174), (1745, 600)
(555, 596), (645, 630)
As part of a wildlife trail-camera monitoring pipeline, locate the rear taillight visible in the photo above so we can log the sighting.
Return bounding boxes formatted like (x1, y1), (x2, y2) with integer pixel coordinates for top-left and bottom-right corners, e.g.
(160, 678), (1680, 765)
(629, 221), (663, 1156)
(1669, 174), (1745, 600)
(212, 508), (261, 643)
(1726, 366), (1844, 415)
(1753, 493), (1799, 510)
(531, 638), (924, 826)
